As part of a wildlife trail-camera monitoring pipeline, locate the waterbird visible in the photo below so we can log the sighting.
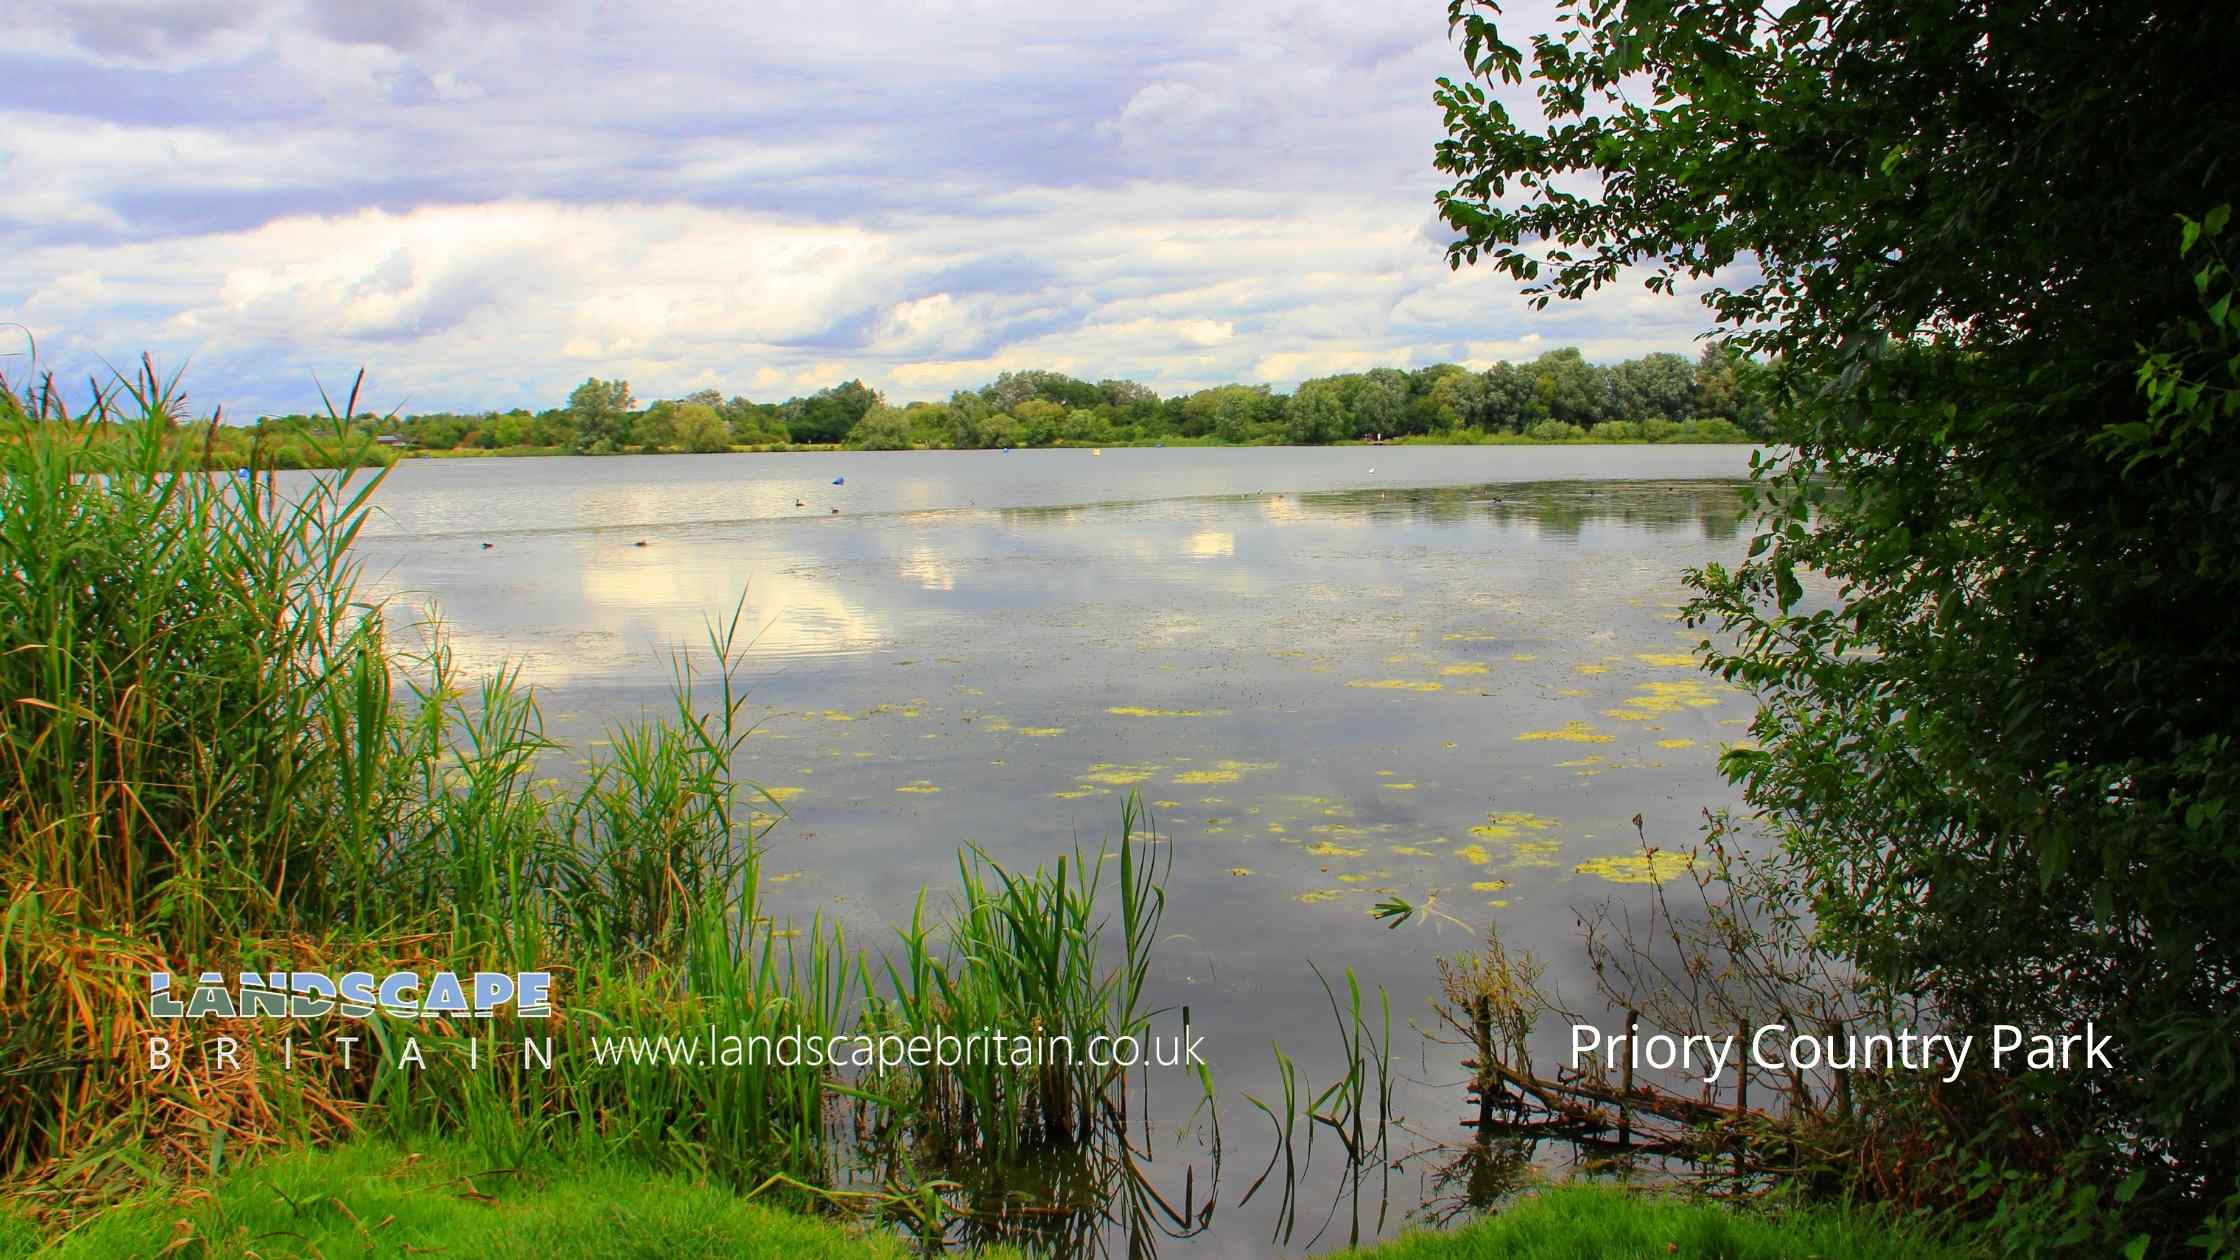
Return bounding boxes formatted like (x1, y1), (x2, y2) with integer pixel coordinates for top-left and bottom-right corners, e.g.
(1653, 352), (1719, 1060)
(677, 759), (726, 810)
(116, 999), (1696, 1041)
(634, 540), (648, 547)
(481, 542), (494, 549)
(831, 507), (840, 514)
(794, 498), (805, 507)
(832, 476), (845, 485)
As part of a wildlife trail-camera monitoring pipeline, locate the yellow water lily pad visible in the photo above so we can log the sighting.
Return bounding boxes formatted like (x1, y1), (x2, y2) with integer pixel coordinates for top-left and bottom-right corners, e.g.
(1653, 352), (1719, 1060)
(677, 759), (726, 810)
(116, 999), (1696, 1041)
(1347, 679), (1444, 692)
(1079, 764), (1159, 785)
(1517, 721), (1613, 744)
(1574, 850), (1696, 884)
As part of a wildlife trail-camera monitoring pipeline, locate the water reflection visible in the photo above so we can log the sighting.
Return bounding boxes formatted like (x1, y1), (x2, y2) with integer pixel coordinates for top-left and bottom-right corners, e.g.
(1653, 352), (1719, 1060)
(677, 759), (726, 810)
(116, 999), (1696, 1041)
(335, 450), (1764, 1254)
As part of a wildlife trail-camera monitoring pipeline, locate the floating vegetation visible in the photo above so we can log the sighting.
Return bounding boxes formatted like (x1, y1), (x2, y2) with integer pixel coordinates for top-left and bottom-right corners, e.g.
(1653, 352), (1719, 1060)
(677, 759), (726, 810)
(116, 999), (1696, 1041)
(1656, 737), (1696, 749)
(762, 786), (806, 802)
(1155, 799), (1180, 808)
(979, 717), (1014, 733)
(1346, 679), (1444, 692)
(1506, 839), (1564, 867)
(1174, 769), (1238, 785)
(1266, 822), (1287, 835)
(1469, 811), (1558, 841)
(1572, 663), (1610, 676)
(1296, 889), (1344, 904)
(1632, 651), (1698, 667)
(1216, 759), (1278, 772)
(1554, 755), (1603, 769)
(1516, 720), (1613, 743)
(1079, 764), (1159, 785)
(1229, 867), (1254, 877)
(768, 870), (804, 884)
(1381, 782), (1417, 791)
(1336, 870), (1391, 884)
(1573, 850), (1695, 884)
(1470, 879), (1511, 893)
(819, 710), (856, 721)
(1510, 653), (1537, 662)
(1456, 843), (1493, 866)
(896, 781), (942, 794)
(1605, 678), (1725, 720)
(1390, 845), (1433, 857)
(1106, 705), (1210, 717)
(1052, 787), (1107, 800)
(1016, 726), (1065, 737)
(1442, 632), (1498, 641)
(1439, 662), (1489, 676)
(1306, 841), (1367, 858)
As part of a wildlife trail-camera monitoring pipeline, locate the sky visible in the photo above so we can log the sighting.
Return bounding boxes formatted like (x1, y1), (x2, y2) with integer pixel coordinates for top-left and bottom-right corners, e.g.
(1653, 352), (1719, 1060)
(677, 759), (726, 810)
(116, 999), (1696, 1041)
(4, 0), (1720, 417)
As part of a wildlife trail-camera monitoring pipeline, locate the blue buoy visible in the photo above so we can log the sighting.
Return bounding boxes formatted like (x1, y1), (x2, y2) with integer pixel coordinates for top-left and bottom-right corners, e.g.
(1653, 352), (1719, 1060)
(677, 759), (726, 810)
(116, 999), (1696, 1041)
(832, 476), (845, 485)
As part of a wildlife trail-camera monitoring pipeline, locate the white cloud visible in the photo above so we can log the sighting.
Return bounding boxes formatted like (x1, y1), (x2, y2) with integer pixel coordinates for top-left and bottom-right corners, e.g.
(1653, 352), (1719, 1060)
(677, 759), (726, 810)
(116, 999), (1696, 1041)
(5, 0), (1720, 414)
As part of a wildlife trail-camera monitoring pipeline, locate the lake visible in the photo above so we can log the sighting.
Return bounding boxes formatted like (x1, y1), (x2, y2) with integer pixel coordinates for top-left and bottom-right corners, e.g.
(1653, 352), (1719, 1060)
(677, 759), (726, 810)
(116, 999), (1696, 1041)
(346, 444), (1761, 1253)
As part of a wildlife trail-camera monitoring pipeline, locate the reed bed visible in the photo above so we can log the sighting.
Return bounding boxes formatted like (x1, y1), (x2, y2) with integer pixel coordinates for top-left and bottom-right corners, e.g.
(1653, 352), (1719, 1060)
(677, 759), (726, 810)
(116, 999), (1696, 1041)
(0, 364), (1189, 1235)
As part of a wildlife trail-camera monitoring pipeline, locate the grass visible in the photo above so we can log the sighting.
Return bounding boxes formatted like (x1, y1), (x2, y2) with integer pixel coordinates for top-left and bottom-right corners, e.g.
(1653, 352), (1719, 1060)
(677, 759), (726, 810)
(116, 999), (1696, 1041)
(1343, 1186), (1970, 1260)
(0, 1160), (1963, 1260)
(0, 1135), (971, 1260)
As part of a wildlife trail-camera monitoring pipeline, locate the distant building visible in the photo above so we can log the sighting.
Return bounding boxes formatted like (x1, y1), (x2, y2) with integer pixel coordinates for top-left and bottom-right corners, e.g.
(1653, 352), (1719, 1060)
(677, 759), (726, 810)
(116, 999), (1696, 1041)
(372, 434), (414, 448)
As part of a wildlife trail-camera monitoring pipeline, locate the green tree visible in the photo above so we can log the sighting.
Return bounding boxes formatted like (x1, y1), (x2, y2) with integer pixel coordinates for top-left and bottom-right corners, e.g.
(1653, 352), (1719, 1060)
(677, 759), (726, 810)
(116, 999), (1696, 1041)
(566, 377), (633, 448)
(845, 404), (914, 450)
(1436, 0), (2240, 1246)
(1351, 368), (1408, 438)
(670, 403), (730, 453)
(491, 413), (535, 447)
(1009, 398), (1066, 446)
(631, 402), (677, 452)
(1283, 380), (1348, 444)
(1526, 349), (1603, 425)
(1606, 352), (1695, 422)
(789, 379), (881, 444)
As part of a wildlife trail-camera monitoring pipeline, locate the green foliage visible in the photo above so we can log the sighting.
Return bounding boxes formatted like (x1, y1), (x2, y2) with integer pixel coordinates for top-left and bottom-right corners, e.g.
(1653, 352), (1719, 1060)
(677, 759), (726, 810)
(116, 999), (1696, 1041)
(7, 1136), (930, 1260)
(228, 350), (1772, 459)
(845, 403), (914, 450)
(0, 364), (1188, 1223)
(669, 402), (731, 453)
(566, 377), (633, 448)
(1434, 0), (2239, 1249)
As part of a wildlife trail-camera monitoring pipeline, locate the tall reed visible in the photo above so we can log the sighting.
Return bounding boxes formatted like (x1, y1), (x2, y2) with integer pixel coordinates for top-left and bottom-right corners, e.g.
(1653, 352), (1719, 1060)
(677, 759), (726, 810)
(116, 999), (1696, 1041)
(2, 360), (1193, 1225)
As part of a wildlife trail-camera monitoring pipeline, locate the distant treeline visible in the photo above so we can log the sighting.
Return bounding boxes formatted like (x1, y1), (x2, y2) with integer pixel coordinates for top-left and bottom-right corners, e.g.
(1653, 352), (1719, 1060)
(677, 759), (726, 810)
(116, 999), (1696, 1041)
(229, 346), (1771, 462)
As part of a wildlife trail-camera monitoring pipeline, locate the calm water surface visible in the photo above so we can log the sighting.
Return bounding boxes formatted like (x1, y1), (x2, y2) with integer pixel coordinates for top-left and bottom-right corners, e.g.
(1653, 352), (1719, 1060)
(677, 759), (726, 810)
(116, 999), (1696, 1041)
(348, 446), (1762, 1254)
